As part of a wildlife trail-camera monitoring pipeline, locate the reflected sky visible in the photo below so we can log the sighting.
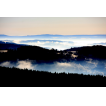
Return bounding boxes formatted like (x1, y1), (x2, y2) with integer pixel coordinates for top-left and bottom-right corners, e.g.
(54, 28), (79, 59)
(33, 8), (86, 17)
(0, 59), (106, 76)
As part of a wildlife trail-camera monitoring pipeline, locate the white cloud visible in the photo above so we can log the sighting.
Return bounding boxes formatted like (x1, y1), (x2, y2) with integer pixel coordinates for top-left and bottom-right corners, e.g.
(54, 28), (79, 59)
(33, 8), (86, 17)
(59, 42), (74, 47)
(0, 61), (10, 67)
(0, 61), (15, 68)
(70, 37), (77, 39)
(27, 41), (45, 46)
(13, 40), (21, 44)
(16, 60), (34, 69)
(80, 38), (87, 40)
(45, 41), (50, 43)
(52, 37), (58, 39)
(92, 70), (104, 76)
(55, 42), (59, 44)
(57, 63), (72, 67)
(56, 62), (92, 74)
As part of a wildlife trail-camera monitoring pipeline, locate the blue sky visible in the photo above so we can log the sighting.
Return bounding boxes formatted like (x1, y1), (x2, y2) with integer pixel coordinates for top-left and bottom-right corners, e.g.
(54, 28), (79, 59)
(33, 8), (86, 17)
(0, 17), (106, 50)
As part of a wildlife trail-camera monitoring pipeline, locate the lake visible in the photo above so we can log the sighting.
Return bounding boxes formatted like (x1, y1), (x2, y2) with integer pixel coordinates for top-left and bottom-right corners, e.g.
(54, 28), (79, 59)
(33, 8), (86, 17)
(0, 58), (106, 76)
(0, 50), (8, 52)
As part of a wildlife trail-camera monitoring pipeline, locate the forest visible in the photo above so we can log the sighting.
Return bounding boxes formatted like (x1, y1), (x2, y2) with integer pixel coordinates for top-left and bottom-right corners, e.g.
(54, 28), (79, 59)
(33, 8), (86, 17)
(0, 43), (106, 87)
(1, 43), (106, 62)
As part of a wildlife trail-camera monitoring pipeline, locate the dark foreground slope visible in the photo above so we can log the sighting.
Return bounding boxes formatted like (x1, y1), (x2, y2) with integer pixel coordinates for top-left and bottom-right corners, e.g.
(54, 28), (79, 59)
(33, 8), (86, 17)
(0, 67), (106, 91)
(0, 41), (26, 50)
(0, 66), (106, 78)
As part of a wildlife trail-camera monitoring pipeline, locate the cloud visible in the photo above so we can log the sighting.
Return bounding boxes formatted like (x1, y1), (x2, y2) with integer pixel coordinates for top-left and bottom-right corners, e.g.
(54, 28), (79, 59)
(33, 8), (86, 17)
(20, 40), (65, 43)
(92, 70), (104, 76)
(0, 61), (15, 68)
(70, 37), (77, 39)
(16, 60), (34, 69)
(81, 38), (87, 40)
(13, 40), (21, 44)
(36, 41), (45, 45)
(0, 62), (10, 66)
(85, 60), (98, 69)
(52, 37), (58, 39)
(0, 60), (106, 76)
(0, 40), (14, 43)
(57, 63), (72, 67)
(88, 42), (106, 46)
(0, 40), (22, 45)
(19, 39), (74, 50)
(45, 41), (50, 43)
(55, 62), (92, 74)
(59, 42), (74, 46)
(91, 42), (106, 45)
(81, 38), (92, 40)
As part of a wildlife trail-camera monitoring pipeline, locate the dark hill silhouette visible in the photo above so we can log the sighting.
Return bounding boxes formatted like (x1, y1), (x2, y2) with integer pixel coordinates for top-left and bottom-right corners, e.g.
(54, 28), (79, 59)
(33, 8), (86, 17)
(64, 45), (106, 60)
(0, 41), (26, 50)
(77, 45), (106, 59)
(0, 44), (68, 62)
(0, 44), (106, 62)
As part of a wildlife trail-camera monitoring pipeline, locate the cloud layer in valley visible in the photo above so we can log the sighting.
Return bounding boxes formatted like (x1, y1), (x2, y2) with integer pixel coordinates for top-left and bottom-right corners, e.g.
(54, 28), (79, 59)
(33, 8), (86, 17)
(0, 34), (106, 50)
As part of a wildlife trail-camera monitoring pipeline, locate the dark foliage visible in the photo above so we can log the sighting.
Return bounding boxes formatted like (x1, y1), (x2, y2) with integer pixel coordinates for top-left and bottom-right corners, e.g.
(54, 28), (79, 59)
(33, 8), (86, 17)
(64, 45), (106, 60)
(0, 45), (70, 62)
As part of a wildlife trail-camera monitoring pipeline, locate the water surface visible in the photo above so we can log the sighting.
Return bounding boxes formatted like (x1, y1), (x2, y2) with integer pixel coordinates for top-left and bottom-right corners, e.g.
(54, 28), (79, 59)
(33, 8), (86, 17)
(0, 59), (106, 76)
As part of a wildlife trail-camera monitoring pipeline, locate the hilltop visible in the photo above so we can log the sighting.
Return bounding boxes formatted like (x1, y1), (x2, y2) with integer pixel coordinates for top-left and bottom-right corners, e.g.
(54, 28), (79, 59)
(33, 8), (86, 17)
(1, 42), (106, 62)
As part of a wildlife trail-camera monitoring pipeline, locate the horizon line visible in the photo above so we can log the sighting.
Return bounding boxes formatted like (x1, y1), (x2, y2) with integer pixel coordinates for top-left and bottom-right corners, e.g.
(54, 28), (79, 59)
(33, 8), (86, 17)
(0, 34), (106, 36)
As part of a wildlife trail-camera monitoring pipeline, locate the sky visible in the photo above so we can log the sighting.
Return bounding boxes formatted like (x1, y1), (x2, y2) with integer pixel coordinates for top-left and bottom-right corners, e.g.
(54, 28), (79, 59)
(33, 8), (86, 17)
(0, 17), (106, 50)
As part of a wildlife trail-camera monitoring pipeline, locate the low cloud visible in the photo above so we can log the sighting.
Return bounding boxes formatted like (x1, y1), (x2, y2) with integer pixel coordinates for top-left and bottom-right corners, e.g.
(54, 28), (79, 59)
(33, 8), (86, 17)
(92, 70), (104, 76)
(0, 61), (15, 68)
(52, 37), (58, 39)
(13, 40), (21, 44)
(16, 60), (34, 69)
(55, 62), (92, 74)
(57, 63), (72, 67)
(19, 40), (74, 50)
(91, 42), (106, 45)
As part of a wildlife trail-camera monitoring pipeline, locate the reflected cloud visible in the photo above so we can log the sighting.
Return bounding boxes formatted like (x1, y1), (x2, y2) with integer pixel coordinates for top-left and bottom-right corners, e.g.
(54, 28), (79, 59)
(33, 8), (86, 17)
(92, 70), (104, 76)
(0, 61), (15, 68)
(16, 60), (35, 70)
(85, 59), (98, 68)
(0, 59), (106, 76)
(57, 63), (72, 67)
(0, 61), (11, 66)
(55, 62), (92, 74)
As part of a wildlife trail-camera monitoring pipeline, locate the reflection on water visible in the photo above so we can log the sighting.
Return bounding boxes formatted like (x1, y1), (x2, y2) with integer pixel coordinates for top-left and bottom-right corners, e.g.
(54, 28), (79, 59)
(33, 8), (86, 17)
(0, 50), (8, 52)
(0, 59), (106, 76)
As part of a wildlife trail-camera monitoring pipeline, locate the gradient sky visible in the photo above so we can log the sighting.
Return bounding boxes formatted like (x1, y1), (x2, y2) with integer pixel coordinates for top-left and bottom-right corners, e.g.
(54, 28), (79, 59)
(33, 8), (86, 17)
(0, 17), (106, 36)
(0, 17), (106, 50)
